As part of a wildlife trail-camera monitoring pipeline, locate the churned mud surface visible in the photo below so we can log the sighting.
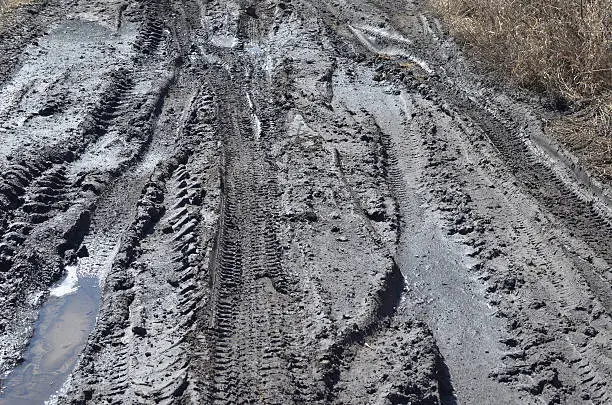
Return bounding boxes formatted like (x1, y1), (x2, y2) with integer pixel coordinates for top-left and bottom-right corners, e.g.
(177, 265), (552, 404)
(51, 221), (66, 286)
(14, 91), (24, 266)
(0, 0), (610, 404)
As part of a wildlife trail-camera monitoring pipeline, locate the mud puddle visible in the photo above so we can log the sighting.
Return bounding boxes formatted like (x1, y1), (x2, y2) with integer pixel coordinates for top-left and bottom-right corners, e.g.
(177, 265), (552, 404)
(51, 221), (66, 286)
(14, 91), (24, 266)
(0, 273), (100, 405)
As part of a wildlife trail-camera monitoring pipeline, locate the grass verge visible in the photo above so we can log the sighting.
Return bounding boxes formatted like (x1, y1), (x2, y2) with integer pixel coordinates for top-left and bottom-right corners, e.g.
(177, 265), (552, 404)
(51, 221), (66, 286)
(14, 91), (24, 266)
(430, 0), (611, 180)
(0, 0), (32, 16)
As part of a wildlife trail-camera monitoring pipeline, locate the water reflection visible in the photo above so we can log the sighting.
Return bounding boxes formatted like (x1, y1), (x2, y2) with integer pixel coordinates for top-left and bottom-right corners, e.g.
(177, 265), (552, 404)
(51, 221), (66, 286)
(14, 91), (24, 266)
(0, 276), (99, 405)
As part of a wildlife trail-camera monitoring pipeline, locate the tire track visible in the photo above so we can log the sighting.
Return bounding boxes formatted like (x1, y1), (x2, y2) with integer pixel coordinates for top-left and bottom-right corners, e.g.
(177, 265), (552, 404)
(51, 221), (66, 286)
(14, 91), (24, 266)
(57, 82), (220, 403)
(205, 68), (295, 404)
(0, 0), (176, 384)
(2, 1), (611, 404)
(430, 84), (612, 267)
(0, 0), (170, 222)
(133, 0), (167, 56)
(396, 70), (612, 403)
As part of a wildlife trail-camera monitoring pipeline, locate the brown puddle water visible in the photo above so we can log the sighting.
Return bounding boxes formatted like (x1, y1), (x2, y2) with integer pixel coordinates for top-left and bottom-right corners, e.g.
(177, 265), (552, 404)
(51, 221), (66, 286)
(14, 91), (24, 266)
(0, 276), (100, 405)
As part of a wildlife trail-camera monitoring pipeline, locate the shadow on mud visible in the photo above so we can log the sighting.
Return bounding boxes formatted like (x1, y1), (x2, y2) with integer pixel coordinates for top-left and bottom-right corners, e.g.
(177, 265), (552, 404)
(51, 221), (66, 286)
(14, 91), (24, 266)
(0, 276), (100, 405)
(437, 355), (457, 405)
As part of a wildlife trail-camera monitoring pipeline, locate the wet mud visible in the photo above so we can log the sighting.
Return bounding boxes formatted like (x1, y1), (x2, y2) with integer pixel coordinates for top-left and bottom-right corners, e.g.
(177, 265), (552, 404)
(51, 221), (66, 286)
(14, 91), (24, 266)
(0, 0), (610, 404)
(0, 277), (99, 405)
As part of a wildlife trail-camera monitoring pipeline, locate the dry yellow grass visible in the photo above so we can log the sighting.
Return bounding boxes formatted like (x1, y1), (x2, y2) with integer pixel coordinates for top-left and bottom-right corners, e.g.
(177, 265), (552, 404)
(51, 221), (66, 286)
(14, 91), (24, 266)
(0, 0), (30, 14)
(431, 0), (611, 179)
(430, 0), (611, 101)
(1, 0), (13, 11)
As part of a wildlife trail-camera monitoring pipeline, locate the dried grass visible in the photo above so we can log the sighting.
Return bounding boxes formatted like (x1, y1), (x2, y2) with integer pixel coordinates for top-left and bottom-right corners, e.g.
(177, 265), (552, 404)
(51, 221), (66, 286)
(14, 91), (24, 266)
(431, 0), (612, 180)
(0, 0), (30, 14)
(431, 0), (610, 100)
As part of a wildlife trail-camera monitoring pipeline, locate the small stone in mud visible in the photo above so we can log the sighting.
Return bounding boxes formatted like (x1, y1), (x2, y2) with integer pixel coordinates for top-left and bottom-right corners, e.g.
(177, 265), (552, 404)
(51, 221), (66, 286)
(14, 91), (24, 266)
(529, 301), (546, 310)
(366, 209), (386, 222)
(302, 211), (318, 222)
(245, 6), (258, 18)
(167, 276), (179, 287)
(499, 337), (519, 347)
(82, 181), (103, 194)
(132, 326), (147, 337)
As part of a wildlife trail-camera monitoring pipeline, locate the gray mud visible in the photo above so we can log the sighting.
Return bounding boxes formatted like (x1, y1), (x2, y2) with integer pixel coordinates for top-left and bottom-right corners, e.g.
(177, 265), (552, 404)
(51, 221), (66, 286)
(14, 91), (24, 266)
(0, 0), (610, 404)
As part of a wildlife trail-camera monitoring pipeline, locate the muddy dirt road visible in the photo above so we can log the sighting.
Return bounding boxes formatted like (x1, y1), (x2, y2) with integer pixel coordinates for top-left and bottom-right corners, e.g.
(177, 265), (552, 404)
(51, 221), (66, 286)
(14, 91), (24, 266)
(0, 0), (610, 404)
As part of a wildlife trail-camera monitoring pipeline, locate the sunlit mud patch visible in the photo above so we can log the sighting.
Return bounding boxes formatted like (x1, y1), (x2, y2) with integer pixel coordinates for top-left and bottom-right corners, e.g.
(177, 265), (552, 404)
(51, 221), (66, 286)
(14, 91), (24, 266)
(49, 264), (79, 298)
(0, 18), (135, 166)
(204, 0), (240, 48)
(0, 277), (100, 405)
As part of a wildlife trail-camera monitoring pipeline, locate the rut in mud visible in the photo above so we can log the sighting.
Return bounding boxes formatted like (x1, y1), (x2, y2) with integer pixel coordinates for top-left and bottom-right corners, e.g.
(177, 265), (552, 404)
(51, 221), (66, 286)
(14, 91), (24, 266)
(0, 0), (610, 404)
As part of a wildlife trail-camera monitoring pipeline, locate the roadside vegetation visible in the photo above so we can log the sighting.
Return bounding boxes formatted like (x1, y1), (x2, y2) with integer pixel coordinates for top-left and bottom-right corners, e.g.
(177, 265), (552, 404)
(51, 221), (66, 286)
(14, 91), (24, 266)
(431, 0), (612, 180)
(0, 0), (28, 21)
(0, 0), (31, 14)
(0, 0), (18, 12)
